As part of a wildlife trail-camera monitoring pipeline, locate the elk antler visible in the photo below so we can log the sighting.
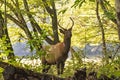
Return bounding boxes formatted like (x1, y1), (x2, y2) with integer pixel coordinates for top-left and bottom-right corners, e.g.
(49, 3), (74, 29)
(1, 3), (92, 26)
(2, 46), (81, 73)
(69, 17), (74, 28)
(58, 17), (74, 30)
(58, 19), (66, 30)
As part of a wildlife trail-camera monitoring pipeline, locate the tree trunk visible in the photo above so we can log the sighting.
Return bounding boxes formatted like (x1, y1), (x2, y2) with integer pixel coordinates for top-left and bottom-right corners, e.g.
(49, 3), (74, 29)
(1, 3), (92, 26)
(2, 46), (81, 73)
(4, 0), (14, 59)
(0, 11), (4, 38)
(115, 0), (120, 40)
(50, 1), (59, 44)
(42, 0), (59, 44)
(0, 9), (14, 59)
(96, 0), (107, 61)
(22, 0), (55, 45)
(0, 0), (59, 45)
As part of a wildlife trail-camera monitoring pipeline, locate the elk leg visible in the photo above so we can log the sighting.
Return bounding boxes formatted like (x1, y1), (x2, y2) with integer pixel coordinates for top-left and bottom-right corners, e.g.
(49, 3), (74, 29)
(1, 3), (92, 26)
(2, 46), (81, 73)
(61, 62), (65, 74)
(42, 65), (51, 73)
(56, 63), (61, 75)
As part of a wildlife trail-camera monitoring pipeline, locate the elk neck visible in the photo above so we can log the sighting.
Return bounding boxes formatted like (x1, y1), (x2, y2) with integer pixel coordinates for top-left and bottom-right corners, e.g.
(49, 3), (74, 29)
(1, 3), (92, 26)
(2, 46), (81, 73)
(63, 37), (71, 53)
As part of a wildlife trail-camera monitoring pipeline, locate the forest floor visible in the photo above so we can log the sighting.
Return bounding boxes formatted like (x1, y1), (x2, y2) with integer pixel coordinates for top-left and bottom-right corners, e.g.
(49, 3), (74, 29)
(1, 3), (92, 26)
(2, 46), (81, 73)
(0, 57), (120, 80)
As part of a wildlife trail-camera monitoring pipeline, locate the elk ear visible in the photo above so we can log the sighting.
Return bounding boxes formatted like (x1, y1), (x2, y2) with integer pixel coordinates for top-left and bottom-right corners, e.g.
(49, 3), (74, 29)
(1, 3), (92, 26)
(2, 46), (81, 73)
(59, 29), (65, 34)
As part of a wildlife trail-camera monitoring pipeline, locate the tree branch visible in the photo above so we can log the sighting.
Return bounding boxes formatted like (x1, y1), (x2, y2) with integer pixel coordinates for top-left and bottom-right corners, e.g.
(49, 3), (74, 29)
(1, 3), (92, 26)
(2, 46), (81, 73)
(42, 0), (59, 44)
(42, 0), (54, 15)
(115, 0), (120, 40)
(23, 0), (54, 44)
(6, 13), (32, 39)
(0, 11), (4, 38)
(96, 0), (107, 59)
(0, 0), (33, 39)
(99, 0), (117, 24)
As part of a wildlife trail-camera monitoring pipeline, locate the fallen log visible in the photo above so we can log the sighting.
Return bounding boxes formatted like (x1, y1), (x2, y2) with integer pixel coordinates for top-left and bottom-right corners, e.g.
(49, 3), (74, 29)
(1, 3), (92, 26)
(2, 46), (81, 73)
(0, 61), (86, 80)
(1, 61), (119, 80)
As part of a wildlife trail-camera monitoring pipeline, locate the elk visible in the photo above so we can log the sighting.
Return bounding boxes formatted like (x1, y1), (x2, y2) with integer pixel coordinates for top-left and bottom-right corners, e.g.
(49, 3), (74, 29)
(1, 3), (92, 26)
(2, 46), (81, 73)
(41, 17), (74, 75)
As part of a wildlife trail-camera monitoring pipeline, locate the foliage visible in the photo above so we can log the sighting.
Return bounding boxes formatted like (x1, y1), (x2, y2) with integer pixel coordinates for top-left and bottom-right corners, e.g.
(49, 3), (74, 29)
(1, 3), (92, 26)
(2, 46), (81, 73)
(97, 56), (120, 78)
(0, 0), (120, 79)
(8, 27), (27, 43)
(72, 0), (85, 8)
(27, 28), (47, 58)
(0, 36), (13, 59)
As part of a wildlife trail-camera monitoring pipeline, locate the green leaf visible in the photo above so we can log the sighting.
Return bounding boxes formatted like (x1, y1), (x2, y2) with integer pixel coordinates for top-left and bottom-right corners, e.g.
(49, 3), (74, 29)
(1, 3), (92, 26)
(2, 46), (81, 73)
(58, 8), (68, 15)
(72, 0), (85, 8)
(0, 68), (4, 73)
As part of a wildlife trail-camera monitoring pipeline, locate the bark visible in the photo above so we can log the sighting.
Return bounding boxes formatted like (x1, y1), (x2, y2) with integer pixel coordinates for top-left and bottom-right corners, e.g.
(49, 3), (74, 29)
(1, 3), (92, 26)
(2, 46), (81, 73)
(0, 61), (86, 80)
(0, 4), (14, 59)
(6, 13), (32, 39)
(14, 0), (33, 40)
(0, 11), (4, 38)
(96, 0), (107, 60)
(0, 0), (32, 40)
(42, 0), (59, 44)
(5, 0), (14, 59)
(50, 1), (59, 44)
(115, 0), (120, 40)
(23, 0), (54, 45)
(0, 61), (119, 80)
(99, 0), (120, 42)
(23, 0), (42, 50)
(0, 0), (58, 45)
(99, 0), (117, 24)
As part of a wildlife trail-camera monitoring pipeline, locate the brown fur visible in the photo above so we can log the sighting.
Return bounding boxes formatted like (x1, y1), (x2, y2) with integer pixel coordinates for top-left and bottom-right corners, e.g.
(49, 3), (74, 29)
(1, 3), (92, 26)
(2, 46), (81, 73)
(42, 42), (66, 64)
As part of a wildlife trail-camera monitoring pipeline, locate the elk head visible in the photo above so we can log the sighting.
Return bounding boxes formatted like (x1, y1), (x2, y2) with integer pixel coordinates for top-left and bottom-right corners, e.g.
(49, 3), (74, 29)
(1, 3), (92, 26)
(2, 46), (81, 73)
(58, 17), (74, 53)
(58, 17), (74, 38)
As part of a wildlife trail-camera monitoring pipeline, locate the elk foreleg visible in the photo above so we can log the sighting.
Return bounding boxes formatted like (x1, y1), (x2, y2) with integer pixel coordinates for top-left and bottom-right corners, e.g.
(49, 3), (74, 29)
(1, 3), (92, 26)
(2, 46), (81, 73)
(60, 62), (65, 74)
(57, 62), (65, 75)
(56, 62), (61, 75)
